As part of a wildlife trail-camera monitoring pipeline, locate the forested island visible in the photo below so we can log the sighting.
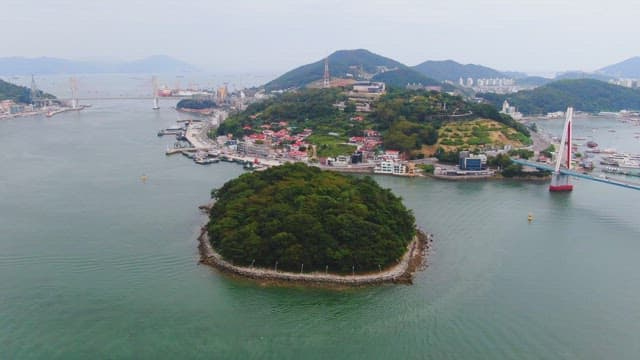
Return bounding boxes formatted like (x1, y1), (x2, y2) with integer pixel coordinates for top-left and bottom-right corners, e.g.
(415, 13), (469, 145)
(176, 98), (216, 112)
(203, 163), (423, 283)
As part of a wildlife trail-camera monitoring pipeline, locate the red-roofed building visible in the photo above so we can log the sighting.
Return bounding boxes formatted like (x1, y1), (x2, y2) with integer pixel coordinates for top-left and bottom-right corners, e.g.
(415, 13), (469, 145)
(274, 129), (289, 138)
(363, 140), (382, 151)
(288, 150), (308, 161)
(248, 133), (266, 141)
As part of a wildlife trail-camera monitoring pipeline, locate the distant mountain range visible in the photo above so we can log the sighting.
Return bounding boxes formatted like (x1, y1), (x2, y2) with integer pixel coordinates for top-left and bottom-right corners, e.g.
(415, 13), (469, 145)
(597, 57), (640, 78)
(0, 55), (201, 75)
(478, 79), (640, 115)
(554, 71), (613, 82)
(263, 49), (440, 90)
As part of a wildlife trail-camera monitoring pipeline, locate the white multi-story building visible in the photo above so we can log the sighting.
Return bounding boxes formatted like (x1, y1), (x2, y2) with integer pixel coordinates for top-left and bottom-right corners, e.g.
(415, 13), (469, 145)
(373, 161), (414, 176)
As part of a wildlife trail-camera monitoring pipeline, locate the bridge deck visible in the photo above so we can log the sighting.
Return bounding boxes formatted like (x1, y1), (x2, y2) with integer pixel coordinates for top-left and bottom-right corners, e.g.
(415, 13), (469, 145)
(512, 159), (640, 191)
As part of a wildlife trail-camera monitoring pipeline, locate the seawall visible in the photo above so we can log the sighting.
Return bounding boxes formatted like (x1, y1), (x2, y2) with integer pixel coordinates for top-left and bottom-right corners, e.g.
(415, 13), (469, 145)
(197, 227), (431, 287)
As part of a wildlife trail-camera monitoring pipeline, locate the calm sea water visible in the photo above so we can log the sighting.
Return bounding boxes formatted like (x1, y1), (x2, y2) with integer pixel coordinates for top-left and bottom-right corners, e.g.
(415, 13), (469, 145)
(1, 99), (640, 359)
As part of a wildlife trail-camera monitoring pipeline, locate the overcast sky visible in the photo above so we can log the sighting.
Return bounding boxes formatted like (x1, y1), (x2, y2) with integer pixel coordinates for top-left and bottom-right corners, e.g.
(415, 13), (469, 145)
(2, 0), (638, 75)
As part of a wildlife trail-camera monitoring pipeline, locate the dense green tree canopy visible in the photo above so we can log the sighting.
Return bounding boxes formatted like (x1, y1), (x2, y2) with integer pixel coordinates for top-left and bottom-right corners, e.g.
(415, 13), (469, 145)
(176, 98), (216, 110)
(217, 88), (349, 139)
(207, 163), (416, 273)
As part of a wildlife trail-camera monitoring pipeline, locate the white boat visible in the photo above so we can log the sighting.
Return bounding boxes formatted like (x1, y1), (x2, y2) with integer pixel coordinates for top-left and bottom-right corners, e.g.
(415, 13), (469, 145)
(617, 159), (640, 170)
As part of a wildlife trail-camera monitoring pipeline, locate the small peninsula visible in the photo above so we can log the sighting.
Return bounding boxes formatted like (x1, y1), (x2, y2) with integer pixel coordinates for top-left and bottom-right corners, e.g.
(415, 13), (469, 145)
(200, 162), (428, 285)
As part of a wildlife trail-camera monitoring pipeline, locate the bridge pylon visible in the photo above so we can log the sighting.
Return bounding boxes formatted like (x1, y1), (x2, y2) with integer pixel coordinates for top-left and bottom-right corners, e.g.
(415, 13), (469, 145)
(549, 107), (574, 192)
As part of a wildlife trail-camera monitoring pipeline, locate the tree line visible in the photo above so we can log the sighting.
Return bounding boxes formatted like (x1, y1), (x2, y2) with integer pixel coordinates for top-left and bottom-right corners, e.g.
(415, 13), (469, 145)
(207, 163), (416, 274)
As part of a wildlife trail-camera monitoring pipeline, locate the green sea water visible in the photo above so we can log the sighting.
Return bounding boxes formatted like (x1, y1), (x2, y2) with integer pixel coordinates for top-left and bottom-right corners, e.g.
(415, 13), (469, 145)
(2, 100), (640, 359)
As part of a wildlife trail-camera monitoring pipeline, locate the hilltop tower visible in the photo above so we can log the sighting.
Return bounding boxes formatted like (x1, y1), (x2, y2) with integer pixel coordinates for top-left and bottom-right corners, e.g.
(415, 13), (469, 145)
(323, 57), (330, 88)
(30, 75), (41, 107)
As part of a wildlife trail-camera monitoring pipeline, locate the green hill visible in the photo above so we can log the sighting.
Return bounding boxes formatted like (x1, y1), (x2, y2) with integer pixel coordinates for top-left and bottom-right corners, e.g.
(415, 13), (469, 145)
(263, 49), (441, 90)
(207, 162), (416, 273)
(0, 79), (55, 104)
(478, 79), (640, 115)
(515, 76), (551, 87)
(412, 60), (505, 82)
(371, 89), (530, 154)
(371, 67), (441, 88)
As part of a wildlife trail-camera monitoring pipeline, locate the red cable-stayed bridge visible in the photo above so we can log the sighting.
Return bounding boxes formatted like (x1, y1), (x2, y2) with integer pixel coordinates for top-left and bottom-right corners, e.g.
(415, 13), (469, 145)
(512, 107), (640, 191)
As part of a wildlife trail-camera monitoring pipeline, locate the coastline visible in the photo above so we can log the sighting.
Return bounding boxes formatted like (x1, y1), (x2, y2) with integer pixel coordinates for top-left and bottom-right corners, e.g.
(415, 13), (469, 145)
(197, 224), (431, 287)
(177, 107), (215, 116)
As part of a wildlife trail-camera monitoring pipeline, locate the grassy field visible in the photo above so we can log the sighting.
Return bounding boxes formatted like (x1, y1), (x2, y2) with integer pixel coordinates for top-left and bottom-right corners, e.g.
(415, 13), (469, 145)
(421, 118), (531, 155)
(307, 134), (357, 157)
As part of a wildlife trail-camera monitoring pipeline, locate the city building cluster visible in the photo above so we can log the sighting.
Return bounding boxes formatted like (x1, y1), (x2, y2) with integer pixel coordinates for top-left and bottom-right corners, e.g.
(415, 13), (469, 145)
(608, 78), (640, 88)
(452, 77), (520, 94)
(0, 100), (32, 116)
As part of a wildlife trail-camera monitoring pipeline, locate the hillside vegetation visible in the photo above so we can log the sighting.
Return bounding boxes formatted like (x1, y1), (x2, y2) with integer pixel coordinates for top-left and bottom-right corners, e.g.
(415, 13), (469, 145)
(371, 67), (441, 87)
(217, 87), (531, 156)
(479, 79), (640, 115)
(207, 163), (416, 273)
(412, 60), (505, 82)
(371, 89), (530, 154)
(434, 119), (531, 152)
(0, 79), (55, 103)
(217, 88), (359, 139)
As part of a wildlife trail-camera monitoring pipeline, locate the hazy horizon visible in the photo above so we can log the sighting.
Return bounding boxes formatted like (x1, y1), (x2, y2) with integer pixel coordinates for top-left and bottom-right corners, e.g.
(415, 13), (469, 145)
(2, 0), (638, 75)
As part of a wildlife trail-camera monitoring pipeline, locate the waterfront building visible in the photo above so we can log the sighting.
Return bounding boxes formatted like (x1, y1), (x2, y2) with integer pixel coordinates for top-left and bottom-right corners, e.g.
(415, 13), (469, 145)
(459, 151), (487, 171)
(237, 141), (270, 157)
(328, 155), (350, 167)
(373, 161), (414, 176)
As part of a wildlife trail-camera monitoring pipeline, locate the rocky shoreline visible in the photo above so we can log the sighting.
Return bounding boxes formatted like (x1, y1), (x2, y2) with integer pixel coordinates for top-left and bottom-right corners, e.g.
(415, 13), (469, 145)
(197, 225), (432, 287)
